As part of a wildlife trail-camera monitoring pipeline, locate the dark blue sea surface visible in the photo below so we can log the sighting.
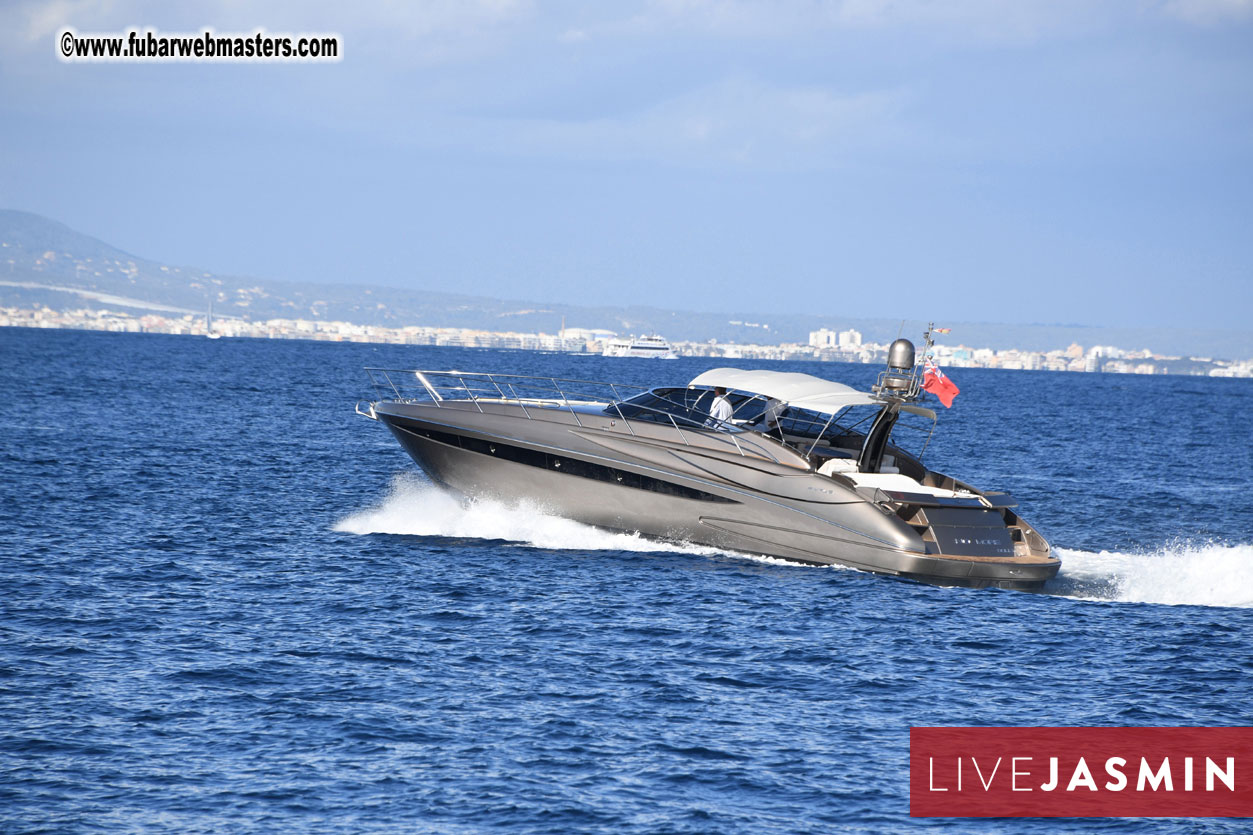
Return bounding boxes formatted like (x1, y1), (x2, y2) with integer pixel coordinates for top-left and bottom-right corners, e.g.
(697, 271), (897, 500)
(2, 327), (1251, 833)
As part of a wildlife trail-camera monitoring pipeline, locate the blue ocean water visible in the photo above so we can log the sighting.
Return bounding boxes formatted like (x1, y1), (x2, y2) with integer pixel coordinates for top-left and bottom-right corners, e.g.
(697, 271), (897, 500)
(2, 327), (1251, 834)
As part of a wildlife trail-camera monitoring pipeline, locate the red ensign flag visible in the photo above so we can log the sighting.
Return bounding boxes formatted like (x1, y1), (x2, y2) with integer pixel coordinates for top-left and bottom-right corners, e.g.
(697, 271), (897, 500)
(923, 364), (960, 408)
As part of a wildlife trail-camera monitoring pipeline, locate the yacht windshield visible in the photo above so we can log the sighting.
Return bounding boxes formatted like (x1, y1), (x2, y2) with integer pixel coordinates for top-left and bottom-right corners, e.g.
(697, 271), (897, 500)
(606, 387), (770, 427)
(778, 404), (934, 467)
(605, 386), (933, 466)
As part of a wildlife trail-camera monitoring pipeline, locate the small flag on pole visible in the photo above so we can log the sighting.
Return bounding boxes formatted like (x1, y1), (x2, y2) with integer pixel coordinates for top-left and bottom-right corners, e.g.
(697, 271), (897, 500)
(923, 360), (960, 408)
(934, 327), (951, 334)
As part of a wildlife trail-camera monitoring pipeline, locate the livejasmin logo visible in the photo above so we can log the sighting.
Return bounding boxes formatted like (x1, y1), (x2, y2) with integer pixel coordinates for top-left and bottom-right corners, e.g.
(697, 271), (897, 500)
(928, 753), (1234, 793)
(910, 727), (1253, 818)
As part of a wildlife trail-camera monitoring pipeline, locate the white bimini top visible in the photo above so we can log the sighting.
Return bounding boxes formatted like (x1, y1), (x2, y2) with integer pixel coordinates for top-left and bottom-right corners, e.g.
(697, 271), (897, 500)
(687, 368), (935, 419)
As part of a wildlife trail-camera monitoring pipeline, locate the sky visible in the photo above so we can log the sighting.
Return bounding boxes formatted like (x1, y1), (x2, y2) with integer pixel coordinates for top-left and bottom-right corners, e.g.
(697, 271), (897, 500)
(1, 0), (1251, 330)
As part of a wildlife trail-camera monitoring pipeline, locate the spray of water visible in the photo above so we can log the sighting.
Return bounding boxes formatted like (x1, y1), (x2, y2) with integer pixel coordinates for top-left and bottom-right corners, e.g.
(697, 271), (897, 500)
(1046, 544), (1253, 609)
(337, 475), (1252, 608)
(334, 473), (727, 556)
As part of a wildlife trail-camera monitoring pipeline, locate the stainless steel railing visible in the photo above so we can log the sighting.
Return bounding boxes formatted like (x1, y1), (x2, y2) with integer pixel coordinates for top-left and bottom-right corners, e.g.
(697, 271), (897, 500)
(361, 368), (784, 463)
(366, 367), (645, 418)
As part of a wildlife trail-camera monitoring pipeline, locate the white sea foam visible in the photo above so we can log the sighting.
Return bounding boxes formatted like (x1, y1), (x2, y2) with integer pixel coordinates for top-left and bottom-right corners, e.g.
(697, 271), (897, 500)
(1046, 543), (1253, 608)
(338, 476), (1251, 606)
(334, 473), (726, 556)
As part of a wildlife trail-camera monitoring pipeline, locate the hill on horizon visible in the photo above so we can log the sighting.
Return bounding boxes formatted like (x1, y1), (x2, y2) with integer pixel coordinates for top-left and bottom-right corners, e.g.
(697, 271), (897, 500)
(2, 209), (1250, 359)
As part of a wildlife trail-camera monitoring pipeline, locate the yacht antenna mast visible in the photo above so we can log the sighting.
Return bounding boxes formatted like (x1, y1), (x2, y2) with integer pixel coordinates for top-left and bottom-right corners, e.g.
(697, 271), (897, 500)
(920, 322), (936, 367)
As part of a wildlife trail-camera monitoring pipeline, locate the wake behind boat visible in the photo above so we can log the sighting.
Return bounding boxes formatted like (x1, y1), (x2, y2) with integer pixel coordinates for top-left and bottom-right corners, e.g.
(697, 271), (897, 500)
(355, 334), (1058, 589)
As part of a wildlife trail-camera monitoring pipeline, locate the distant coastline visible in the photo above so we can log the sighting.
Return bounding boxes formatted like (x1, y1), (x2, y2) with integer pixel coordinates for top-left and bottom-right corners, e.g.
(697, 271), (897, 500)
(4, 305), (1249, 379)
(3, 210), (1252, 362)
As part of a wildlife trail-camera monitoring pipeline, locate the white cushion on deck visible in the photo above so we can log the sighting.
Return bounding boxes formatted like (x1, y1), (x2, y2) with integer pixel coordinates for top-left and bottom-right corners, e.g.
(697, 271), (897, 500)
(844, 472), (969, 498)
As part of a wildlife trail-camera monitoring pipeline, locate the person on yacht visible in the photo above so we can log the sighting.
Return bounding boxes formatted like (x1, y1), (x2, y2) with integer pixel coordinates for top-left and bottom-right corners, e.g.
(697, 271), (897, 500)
(707, 387), (733, 429)
(753, 397), (784, 437)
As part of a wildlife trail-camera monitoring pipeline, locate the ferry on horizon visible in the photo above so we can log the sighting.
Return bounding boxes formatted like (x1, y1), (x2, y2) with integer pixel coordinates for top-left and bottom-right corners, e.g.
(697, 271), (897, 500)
(602, 334), (677, 359)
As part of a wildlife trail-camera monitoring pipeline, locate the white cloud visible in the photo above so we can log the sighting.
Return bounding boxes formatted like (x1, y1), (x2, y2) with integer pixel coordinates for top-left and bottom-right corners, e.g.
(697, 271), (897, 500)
(19, 0), (117, 42)
(1161, 0), (1253, 25)
(633, 0), (1122, 43)
(9, 0), (1249, 60)
(436, 76), (911, 168)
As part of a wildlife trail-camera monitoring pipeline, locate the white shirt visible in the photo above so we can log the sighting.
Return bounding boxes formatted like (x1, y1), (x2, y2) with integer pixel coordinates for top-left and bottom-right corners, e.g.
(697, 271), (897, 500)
(708, 394), (733, 427)
(757, 398), (783, 433)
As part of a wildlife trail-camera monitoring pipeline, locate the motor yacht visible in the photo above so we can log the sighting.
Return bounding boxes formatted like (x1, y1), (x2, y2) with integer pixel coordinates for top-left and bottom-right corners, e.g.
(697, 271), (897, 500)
(356, 335), (1058, 589)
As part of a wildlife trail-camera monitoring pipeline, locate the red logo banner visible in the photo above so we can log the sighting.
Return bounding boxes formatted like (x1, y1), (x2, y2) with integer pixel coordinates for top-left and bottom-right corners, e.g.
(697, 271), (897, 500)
(911, 727), (1253, 818)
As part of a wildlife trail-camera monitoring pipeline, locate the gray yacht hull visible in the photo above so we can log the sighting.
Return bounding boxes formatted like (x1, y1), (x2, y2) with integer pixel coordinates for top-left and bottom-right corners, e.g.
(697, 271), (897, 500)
(370, 397), (1060, 590)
